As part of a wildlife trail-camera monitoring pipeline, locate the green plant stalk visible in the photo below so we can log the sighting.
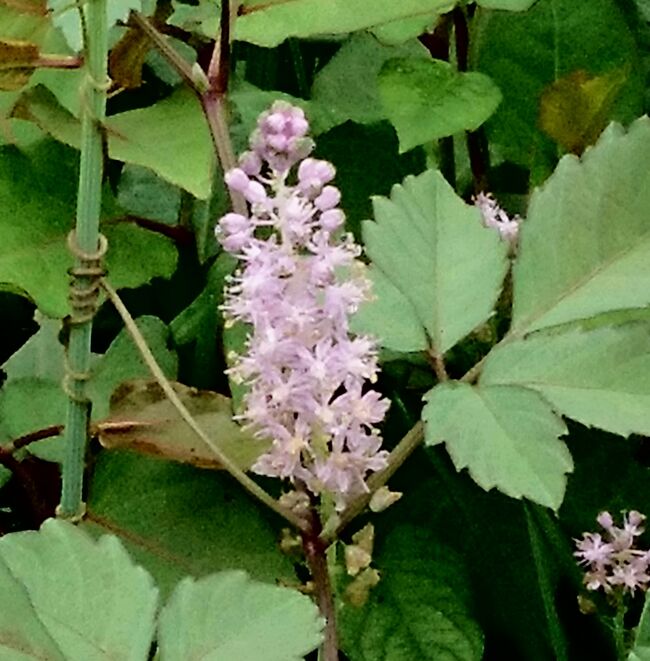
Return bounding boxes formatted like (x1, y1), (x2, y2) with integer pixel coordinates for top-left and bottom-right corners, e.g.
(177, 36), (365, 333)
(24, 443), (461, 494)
(59, 0), (108, 519)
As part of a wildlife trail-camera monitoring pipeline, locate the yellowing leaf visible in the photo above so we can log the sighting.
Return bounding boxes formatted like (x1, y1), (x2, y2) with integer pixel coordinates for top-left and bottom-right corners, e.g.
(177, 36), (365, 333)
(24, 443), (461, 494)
(97, 380), (270, 471)
(539, 69), (626, 154)
(0, 38), (38, 90)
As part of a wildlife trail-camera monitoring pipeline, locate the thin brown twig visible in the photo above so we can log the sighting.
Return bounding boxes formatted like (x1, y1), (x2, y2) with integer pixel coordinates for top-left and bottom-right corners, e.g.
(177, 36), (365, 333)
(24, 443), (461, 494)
(428, 350), (449, 382)
(4, 425), (65, 454)
(131, 6), (247, 216)
(35, 55), (83, 69)
(131, 10), (207, 93)
(200, 0), (247, 216)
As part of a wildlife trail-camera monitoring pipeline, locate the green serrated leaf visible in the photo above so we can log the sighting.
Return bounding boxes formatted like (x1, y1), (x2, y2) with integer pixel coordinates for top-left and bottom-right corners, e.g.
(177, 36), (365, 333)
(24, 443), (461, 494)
(84, 451), (296, 597)
(159, 571), (323, 660)
(235, 0), (460, 47)
(0, 553), (65, 660)
(340, 524), (483, 661)
(473, 0), (643, 171)
(362, 169), (508, 354)
(311, 33), (429, 128)
(0, 518), (158, 660)
(423, 382), (572, 509)
(378, 57), (502, 152)
(481, 322), (650, 437)
(511, 117), (650, 334)
(350, 265), (427, 353)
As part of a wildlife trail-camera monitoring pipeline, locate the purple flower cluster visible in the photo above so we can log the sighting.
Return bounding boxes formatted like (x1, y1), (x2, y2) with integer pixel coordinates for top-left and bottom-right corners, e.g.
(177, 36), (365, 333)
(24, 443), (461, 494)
(215, 101), (389, 510)
(473, 192), (521, 243)
(574, 511), (650, 595)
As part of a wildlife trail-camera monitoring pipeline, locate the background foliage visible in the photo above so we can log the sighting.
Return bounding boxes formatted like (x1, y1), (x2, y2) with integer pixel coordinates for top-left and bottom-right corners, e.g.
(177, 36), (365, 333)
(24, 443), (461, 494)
(1, 0), (650, 659)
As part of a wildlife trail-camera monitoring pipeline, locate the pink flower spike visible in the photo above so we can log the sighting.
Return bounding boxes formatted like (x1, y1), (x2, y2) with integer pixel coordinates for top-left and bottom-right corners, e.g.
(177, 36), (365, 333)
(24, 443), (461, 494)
(216, 101), (389, 510)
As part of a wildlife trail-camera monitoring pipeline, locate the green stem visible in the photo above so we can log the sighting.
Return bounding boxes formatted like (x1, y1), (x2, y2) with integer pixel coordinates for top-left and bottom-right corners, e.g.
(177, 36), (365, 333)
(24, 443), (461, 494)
(59, 0), (108, 520)
(101, 279), (309, 532)
(613, 597), (627, 661)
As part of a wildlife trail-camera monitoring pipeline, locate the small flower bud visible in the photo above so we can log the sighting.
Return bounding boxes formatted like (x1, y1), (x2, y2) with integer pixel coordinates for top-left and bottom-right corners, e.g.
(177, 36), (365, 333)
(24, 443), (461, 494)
(315, 186), (341, 211)
(239, 151), (262, 176)
(225, 168), (250, 193)
(320, 209), (345, 232)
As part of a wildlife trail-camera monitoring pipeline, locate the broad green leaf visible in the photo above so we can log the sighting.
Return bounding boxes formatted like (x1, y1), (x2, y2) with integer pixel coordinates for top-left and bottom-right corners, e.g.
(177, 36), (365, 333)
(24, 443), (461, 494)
(14, 85), (214, 198)
(97, 380), (269, 470)
(235, 0), (460, 47)
(0, 557), (65, 660)
(0, 139), (177, 317)
(362, 169), (508, 354)
(423, 382), (572, 509)
(158, 571), (323, 660)
(378, 57), (502, 152)
(481, 322), (650, 437)
(2, 315), (63, 383)
(107, 88), (214, 199)
(340, 524), (483, 661)
(350, 265), (427, 352)
(476, 0), (537, 9)
(473, 0), (643, 171)
(0, 378), (64, 459)
(511, 117), (650, 334)
(0, 518), (158, 660)
(168, 0), (220, 38)
(311, 33), (429, 128)
(371, 14), (444, 45)
(84, 451), (296, 596)
(48, 0), (143, 52)
(630, 591), (650, 661)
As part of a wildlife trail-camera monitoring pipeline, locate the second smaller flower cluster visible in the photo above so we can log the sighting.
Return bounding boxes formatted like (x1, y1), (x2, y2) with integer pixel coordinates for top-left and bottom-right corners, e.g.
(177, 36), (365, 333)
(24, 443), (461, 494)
(574, 510), (650, 595)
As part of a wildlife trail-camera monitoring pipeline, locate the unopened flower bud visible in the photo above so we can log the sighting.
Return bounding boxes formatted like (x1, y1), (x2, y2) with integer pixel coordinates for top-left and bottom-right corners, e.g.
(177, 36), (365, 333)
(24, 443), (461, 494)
(225, 168), (250, 193)
(315, 186), (341, 211)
